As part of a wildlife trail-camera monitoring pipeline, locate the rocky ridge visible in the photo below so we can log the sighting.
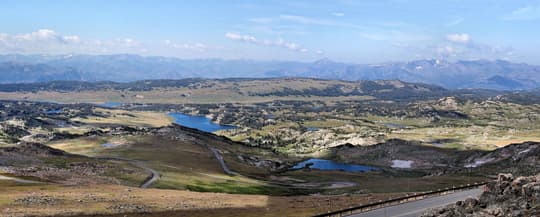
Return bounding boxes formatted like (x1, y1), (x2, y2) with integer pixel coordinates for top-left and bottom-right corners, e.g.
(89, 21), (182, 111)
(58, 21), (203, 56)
(422, 173), (540, 217)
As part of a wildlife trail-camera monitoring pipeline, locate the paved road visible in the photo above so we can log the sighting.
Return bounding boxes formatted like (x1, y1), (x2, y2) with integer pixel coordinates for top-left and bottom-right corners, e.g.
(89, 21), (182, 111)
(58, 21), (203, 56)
(207, 146), (362, 190)
(136, 162), (161, 188)
(349, 188), (483, 217)
(0, 174), (41, 184)
(97, 157), (160, 188)
(209, 147), (236, 175)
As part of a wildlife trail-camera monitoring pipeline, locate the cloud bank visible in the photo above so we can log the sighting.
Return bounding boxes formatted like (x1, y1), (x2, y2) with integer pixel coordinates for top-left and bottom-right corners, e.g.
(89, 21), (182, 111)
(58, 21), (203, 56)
(225, 32), (309, 53)
(446, 33), (470, 43)
(0, 29), (143, 54)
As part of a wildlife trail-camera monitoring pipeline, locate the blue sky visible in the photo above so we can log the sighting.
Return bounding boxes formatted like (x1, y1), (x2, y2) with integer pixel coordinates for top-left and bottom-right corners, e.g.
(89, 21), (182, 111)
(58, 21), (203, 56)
(0, 0), (539, 64)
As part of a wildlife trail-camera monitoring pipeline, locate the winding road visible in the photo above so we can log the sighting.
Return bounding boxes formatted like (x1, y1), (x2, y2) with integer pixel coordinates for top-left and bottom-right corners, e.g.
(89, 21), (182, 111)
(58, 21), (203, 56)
(97, 157), (160, 188)
(135, 162), (161, 188)
(348, 188), (483, 217)
(98, 146), (235, 188)
(208, 146), (360, 190)
(0, 174), (41, 184)
(209, 147), (236, 175)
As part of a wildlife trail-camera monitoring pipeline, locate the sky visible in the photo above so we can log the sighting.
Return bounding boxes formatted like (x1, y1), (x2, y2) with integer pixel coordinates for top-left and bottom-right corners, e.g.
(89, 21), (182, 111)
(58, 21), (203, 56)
(0, 0), (539, 64)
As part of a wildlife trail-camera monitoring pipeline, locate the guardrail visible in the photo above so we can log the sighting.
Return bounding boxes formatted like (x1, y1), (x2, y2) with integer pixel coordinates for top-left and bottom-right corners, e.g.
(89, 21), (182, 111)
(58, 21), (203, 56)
(313, 182), (488, 217)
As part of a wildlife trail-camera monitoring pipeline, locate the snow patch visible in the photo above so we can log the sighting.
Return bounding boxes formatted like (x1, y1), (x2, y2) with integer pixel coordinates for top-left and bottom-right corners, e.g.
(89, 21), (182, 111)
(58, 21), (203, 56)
(518, 148), (531, 155)
(391, 160), (413, 168)
(465, 158), (494, 168)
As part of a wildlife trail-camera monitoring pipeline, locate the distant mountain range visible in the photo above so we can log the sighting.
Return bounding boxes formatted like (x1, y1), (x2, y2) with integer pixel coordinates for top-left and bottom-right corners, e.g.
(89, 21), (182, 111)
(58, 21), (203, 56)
(1, 54), (539, 90)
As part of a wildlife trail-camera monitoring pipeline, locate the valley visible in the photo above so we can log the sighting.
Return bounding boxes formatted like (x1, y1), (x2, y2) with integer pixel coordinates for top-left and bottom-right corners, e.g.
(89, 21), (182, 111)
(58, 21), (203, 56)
(1, 78), (540, 216)
(3, 1), (540, 216)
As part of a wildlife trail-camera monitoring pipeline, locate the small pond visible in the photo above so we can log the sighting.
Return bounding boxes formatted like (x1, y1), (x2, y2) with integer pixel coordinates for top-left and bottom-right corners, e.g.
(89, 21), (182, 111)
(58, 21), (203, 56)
(383, 123), (407, 129)
(292, 158), (379, 172)
(98, 102), (123, 108)
(101, 143), (115, 148)
(45, 109), (63, 114)
(168, 113), (237, 133)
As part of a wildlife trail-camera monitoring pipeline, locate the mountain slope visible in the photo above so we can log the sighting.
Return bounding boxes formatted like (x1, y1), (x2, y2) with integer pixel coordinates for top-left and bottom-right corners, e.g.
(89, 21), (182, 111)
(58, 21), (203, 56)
(1, 54), (539, 90)
(0, 61), (88, 83)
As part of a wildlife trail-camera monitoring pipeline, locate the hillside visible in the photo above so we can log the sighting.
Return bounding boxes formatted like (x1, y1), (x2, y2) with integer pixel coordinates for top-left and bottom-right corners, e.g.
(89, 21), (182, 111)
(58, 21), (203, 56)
(1, 80), (540, 216)
(0, 78), (504, 105)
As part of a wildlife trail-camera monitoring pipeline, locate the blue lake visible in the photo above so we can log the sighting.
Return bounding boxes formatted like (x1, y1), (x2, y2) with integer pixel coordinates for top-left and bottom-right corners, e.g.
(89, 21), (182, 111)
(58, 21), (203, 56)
(292, 158), (379, 172)
(98, 102), (123, 108)
(101, 143), (115, 148)
(383, 123), (407, 129)
(168, 113), (237, 133)
(45, 109), (63, 114)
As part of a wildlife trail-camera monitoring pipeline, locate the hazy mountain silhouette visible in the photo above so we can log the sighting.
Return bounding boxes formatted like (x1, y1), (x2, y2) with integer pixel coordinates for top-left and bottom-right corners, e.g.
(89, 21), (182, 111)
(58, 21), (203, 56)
(1, 54), (538, 90)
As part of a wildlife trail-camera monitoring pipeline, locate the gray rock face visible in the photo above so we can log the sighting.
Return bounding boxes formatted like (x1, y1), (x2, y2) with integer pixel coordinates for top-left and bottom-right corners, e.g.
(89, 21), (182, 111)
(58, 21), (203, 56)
(422, 173), (540, 217)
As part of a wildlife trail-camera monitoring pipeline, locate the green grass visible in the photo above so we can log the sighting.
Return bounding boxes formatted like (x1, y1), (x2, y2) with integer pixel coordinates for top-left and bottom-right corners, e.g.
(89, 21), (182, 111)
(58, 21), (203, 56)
(43, 157), (79, 168)
(102, 162), (149, 186)
(185, 180), (269, 194)
(185, 180), (311, 195)
(48, 135), (285, 195)
(0, 180), (29, 187)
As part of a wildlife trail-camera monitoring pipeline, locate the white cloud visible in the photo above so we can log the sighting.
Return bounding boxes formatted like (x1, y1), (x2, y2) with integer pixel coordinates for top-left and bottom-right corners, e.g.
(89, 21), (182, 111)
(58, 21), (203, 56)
(503, 5), (540, 20)
(359, 33), (388, 41)
(446, 18), (464, 26)
(249, 14), (363, 29)
(225, 32), (311, 53)
(62, 35), (81, 43)
(163, 40), (226, 53)
(120, 38), (139, 47)
(10, 29), (82, 44)
(0, 29), (236, 59)
(0, 33), (8, 41)
(0, 29), (254, 59)
(436, 45), (458, 57)
(0, 29), (144, 55)
(360, 30), (431, 42)
(225, 32), (257, 43)
(446, 33), (470, 43)
(248, 17), (275, 24)
(278, 14), (359, 28)
(14, 29), (58, 41)
(279, 15), (319, 25)
(431, 38), (514, 61)
(185, 43), (208, 51)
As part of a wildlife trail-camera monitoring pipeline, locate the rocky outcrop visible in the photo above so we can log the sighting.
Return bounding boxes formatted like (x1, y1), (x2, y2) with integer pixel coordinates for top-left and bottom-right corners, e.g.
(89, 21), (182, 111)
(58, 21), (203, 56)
(1, 142), (68, 156)
(237, 155), (287, 171)
(464, 142), (540, 175)
(422, 173), (540, 217)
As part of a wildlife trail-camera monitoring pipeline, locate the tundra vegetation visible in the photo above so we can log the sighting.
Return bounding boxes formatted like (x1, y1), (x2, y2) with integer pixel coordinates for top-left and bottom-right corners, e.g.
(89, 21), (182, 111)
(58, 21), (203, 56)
(1, 78), (540, 216)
